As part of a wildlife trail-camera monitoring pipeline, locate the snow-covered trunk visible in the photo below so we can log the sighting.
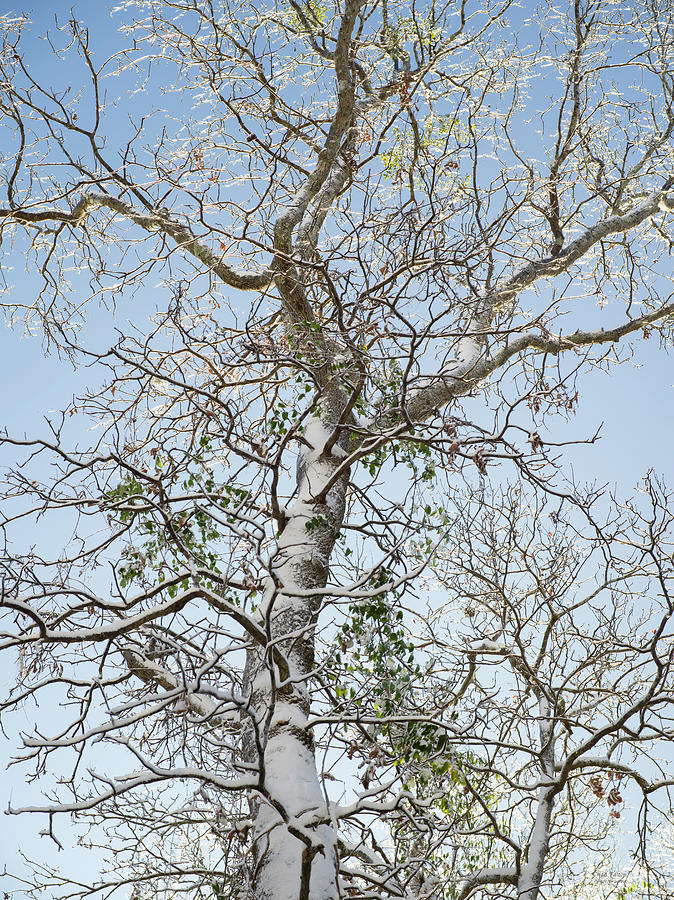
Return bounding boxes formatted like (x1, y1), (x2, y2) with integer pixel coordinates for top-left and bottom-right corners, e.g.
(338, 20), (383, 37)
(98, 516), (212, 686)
(243, 403), (349, 900)
(518, 696), (556, 900)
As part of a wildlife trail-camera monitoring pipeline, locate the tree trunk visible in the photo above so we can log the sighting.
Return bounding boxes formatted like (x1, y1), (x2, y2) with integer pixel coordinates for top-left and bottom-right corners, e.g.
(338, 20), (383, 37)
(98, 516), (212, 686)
(243, 410), (349, 900)
(518, 697), (555, 900)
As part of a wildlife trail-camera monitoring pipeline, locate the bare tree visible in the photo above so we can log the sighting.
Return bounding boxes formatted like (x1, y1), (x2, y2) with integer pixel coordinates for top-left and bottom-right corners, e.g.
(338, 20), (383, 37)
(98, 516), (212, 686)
(398, 483), (674, 900)
(1, 1), (674, 899)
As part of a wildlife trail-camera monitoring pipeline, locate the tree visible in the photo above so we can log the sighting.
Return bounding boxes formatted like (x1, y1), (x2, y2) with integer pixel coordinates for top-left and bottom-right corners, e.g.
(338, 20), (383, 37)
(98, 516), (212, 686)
(1, 1), (674, 898)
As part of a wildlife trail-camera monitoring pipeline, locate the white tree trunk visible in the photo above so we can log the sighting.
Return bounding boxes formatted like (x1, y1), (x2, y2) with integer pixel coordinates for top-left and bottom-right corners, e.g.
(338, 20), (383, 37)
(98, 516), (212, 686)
(244, 411), (348, 900)
(518, 697), (555, 900)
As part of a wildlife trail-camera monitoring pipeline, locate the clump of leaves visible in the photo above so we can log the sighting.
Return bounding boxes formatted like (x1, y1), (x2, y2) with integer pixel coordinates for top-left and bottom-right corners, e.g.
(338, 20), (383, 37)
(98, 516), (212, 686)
(287, 0), (327, 34)
(106, 437), (232, 596)
(381, 114), (467, 186)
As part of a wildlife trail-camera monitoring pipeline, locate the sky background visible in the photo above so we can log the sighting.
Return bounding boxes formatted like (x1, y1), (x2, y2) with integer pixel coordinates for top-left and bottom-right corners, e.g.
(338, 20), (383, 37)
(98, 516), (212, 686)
(1, 0), (674, 893)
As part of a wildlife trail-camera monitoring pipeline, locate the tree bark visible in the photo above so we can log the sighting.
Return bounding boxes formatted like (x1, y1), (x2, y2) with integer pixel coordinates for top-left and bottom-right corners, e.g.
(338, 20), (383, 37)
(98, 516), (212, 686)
(244, 403), (350, 900)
